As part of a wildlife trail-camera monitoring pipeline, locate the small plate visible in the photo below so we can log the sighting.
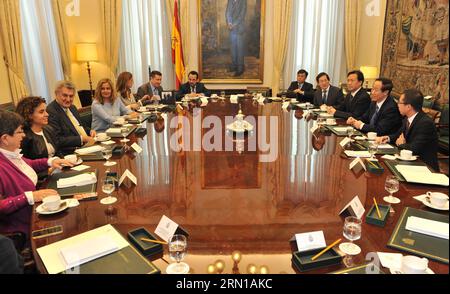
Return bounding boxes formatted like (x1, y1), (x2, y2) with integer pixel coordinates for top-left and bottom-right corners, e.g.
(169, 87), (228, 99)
(390, 268), (434, 274)
(36, 200), (69, 215)
(395, 154), (418, 161)
(62, 159), (83, 167)
(166, 262), (190, 274)
(339, 242), (361, 256)
(422, 197), (449, 211)
(95, 136), (111, 142)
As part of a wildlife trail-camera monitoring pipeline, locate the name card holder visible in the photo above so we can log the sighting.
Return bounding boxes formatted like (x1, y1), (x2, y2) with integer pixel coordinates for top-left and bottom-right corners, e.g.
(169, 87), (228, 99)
(339, 196), (365, 219)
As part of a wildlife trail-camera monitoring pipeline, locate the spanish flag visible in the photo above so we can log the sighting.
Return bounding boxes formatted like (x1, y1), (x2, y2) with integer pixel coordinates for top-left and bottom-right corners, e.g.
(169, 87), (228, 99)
(172, 0), (185, 90)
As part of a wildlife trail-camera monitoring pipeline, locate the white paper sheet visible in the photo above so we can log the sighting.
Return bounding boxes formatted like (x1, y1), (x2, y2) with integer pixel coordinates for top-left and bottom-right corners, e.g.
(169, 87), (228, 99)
(74, 145), (103, 155)
(57, 173), (97, 188)
(344, 150), (372, 158)
(37, 224), (129, 274)
(396, 165), (449, 186)
(405, 216), (449, 239)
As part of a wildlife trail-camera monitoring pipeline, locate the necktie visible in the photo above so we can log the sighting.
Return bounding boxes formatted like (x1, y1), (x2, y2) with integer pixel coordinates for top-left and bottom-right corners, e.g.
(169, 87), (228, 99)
(65, 108), (88, 137)
(191, 85), (196, 93)
(405, 119), (411, 135)
(322, 90), (328, 104)
(370, 105), (380, 125)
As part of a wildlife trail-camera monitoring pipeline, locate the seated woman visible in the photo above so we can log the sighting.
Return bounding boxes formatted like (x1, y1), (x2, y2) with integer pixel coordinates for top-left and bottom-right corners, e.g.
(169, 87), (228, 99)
(116, 72), (140, 111)
(91, 78), (138, 132)
(16, 96), (61, 159)
(0, 111), (72, 241)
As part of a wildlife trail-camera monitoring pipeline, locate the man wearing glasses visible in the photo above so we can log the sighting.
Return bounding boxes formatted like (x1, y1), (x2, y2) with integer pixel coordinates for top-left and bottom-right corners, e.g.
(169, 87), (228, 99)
(347, 78), (402, 136)
(376, 89), (439, 171)
(47, 81), (96, 155)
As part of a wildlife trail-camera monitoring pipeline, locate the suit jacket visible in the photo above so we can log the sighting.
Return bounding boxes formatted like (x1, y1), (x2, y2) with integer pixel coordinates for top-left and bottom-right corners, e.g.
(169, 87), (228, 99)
(0, 153), (48, 238)
(21, 126), (61, 160)
(313, 85), (344, 107)
(287, 81), (314, 103)
(389, 111), (439, 171)
(176, 82), (211, 101)
(359, 96), (402, 136)
(135, 83), (174, 105)
(47, 100), (91, 156)
(0, 235), (23, 274)
(334, 89), (371, 120)
(226, 0), (247, 34)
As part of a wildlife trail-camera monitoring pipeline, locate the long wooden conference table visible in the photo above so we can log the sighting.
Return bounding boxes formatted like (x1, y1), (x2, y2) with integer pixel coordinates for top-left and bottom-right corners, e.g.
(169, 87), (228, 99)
(31, 98), (449, 274)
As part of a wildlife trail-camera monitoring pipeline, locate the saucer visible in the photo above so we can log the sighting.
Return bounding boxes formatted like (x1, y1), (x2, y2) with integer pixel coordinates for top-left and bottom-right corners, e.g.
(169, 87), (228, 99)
(422, 197), (449, 211)
(166, 262), (190, 274)
(36, 200), (69, 215)
(95, 136), (111, 142)
(339, 242), (361, 256)
(395, 154), (417, 161)
(62, 159), (83, 167)
(390, 267), (434, 274)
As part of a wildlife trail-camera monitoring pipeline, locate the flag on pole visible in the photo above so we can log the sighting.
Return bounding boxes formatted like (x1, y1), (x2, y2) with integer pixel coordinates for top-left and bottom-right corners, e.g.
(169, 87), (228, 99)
(172, 0), (185, 90)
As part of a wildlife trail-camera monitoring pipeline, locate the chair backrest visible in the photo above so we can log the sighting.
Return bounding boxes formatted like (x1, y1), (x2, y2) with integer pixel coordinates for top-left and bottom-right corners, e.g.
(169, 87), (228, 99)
(78, 90), (94, 107)
(78, 106), (92, 128)
(247, 87), (272, 97)
(439, 104), (449, 137)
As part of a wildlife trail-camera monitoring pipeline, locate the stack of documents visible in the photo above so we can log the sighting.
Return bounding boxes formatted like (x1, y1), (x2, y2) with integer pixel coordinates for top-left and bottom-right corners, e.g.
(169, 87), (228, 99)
(106, 128), (122, 134)
(74, 145), (103, 155)
(396, 165), (449, 186)
(60, 235), (119, 269)
(57, 173), (97, 188)
(406, 216), (449, 239)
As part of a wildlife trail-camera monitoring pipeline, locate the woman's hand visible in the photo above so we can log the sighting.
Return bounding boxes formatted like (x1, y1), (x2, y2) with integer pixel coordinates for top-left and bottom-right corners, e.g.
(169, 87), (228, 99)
(33, 189), (59, 203)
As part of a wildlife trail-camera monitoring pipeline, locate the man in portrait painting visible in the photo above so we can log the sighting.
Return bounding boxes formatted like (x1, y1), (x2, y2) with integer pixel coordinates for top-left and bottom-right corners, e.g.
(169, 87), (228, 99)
(226, 0), (247, 77)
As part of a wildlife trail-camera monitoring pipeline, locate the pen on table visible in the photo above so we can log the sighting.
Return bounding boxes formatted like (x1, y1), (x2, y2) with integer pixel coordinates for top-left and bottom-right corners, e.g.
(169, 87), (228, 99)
(140, 238), (168, 245)
(373, 197), (382, 219)
(366, 159), (378, 168)
(311, 238), (342, 261)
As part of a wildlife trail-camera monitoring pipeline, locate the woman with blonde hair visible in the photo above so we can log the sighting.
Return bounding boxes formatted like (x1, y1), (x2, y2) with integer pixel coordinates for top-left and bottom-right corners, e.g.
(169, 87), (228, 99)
(116, 72), (140, 110)
(91, 78), (138, 132)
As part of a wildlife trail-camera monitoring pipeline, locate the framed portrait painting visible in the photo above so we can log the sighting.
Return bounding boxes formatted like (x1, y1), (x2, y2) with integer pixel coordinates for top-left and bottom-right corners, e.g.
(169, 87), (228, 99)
(198, 0), (265, 84)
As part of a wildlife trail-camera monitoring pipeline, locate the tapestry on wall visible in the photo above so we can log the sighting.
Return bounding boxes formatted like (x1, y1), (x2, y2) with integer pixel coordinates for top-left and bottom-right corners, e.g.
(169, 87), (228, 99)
(381, 0), (448, 109)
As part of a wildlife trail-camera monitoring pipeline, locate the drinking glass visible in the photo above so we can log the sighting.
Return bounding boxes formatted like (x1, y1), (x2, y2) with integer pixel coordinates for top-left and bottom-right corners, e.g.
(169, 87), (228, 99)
(281, 93), (287, 102)
(166, 234), (189, 274)
(100, 176), (117, 205)
(383, 175), (400, 204)
(368, 142), (378, 159)
(317, 117), (325, 127)
(220, 91), (226, 99)
(121, 126), (130, 143)
(101, 145), (116, 166)
(340, 216), (362, 266)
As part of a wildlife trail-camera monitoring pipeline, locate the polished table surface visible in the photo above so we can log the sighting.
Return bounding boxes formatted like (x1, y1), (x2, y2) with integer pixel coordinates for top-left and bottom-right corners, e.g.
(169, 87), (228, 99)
(31, 99), (449, 274)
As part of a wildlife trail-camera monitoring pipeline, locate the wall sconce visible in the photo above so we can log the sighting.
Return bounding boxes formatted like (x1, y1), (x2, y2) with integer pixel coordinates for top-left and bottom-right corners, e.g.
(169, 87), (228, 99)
(359, 66), (379, 89)
(76, 43), (98, 99)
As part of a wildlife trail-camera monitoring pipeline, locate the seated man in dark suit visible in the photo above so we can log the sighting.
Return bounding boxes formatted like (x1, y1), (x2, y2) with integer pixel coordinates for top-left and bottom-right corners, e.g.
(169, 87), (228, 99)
(47, 81), (96, 155)
(327, 70), (370, 120)
(287, 69), (314, 103)
(0, 235), (24, 274)
(313, 72), (344, 108)
(377, 89), (440, 171)
(176, 71), (210, 101)
(135, 71), (174, 105)
(348, 78), (402, 136)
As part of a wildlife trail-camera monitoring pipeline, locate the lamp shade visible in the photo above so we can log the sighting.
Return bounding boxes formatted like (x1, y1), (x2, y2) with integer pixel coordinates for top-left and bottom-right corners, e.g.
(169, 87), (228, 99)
(76, 43), (98, 62)
(360, 66), (379, 80)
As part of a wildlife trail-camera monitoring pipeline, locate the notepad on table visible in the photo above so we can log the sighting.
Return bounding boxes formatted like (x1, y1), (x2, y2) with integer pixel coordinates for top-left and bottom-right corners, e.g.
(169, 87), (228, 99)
(396, 165), (449, 186)
(57, 173), (97, 188)
(60, 235), (119, 269)
(75, 145), (103, 155)
(106, 128), (122, 134)
(406, 216), (449, 240)
(344, 150), (372, 158)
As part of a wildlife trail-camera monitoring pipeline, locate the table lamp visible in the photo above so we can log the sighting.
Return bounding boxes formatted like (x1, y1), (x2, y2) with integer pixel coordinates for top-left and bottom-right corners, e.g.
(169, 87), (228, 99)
(360, 66), (378, 89)
(76, 43), (98, 99)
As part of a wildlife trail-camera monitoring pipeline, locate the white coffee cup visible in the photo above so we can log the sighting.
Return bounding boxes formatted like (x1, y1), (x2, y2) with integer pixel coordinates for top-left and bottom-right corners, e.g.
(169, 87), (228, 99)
(367, 132), (377, 141)
(96, 133), (108, 141)
(326, 118), (336, 125)
(401, 255), (428, 274)
(291, 98), (297, 103)
(42, 195), (61, 211)
(400, 149), (413, 160)
(426, 192), (448, 207)
(139, 107), (147, 112)
(64, 154), (78, 164)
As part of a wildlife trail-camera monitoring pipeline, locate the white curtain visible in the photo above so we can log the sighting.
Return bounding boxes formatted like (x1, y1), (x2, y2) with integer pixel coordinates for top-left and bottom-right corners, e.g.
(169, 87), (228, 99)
(118, 0), (175, 92)
(284, 0), (346, 89)
(20, 0), (64, 101)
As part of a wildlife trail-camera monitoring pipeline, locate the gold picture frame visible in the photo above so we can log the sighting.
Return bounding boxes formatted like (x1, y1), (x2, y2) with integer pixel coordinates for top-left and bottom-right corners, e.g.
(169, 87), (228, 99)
(198, 0), (265, 84)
